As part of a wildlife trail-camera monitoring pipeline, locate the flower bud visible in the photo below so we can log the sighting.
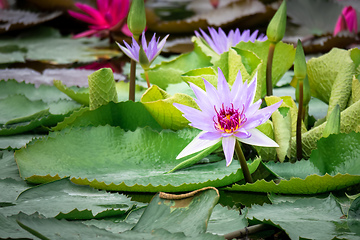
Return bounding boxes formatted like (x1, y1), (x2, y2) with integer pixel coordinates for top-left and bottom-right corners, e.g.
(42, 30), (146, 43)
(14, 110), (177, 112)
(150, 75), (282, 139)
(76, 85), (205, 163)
(127, 0), (146, 38)
(294, 40), (306, 80)
(139, 45), (150, 70)
(323, 104), (340, 138)
(266, 0), (287, 43)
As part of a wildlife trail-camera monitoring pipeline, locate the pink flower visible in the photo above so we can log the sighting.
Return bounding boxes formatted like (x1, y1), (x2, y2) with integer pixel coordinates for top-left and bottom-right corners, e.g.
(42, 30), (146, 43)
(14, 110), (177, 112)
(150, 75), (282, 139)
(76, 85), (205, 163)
(334, 6), (358, 36)
(68, 0), (131, 38)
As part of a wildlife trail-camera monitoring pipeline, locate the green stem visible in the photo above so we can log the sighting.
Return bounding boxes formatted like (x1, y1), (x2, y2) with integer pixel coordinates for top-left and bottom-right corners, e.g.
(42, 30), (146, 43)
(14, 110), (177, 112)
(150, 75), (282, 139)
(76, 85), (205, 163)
(266, 42), (276, 96)
(129, 59), (136, 101)
(129, 35), (139, 102)
(235, 140), (253, 183)
(296, 81), (303, 160)
(144, 70), (150, 88)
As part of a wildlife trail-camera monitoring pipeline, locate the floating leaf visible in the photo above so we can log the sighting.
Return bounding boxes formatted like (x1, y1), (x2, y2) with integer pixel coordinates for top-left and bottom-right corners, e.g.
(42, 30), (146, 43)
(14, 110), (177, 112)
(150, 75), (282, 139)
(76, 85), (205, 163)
(0, 178), (142, 220)
(0, 151), (21, 180)
(15, 126), (261, 192)
(0, 9), (62, 33)
(0, 134), (43, 150)
(133, 188), (219, 236)
(141, 85), (198, 130)
(0, 212), (125, 240)
(52, 101), (162, 132)
(247, 194), (360, 240)
(0, 178), (29, 203)
(0, 26), (121, 64)
(227, 133), (360, 194)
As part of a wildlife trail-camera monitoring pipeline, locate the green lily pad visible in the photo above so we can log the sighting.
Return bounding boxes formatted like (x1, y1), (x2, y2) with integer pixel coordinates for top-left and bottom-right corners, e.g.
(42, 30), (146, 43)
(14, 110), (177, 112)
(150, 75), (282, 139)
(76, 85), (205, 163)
(0, 178), (29, 203)
(52, 101), (162, 132)
(0, 26), (121, 64)
(247, 194), (360, 240)
(0, 151), (21, 180)
(53, 80), (90, 105)
(133, 188), (219, 236)
(0, 178), (142, 220)
(15, 126), (261, 192)
(227, 133), (360, 194)
(0, 79), (71, 102)
(141, 85), (198, 130)
(0, 134), (43, 150)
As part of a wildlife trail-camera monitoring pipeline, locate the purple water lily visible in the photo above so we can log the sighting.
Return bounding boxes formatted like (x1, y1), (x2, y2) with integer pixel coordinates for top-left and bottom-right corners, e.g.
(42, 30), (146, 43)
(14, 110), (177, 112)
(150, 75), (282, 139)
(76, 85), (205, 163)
(174, 68), (282, 166)
(195, 27), (267, 55)
(117, 32), (169, 69)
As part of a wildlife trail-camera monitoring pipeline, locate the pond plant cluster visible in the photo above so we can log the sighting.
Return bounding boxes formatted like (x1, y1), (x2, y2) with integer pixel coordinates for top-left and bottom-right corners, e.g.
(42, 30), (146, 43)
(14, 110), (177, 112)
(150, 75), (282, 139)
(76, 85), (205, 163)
(0, 0), (360, 239)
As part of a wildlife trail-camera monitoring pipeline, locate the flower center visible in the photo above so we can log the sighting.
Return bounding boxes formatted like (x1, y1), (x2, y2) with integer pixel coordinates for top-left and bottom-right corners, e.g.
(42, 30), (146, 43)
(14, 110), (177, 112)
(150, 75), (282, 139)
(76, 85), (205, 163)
(213, 103), (246, 133)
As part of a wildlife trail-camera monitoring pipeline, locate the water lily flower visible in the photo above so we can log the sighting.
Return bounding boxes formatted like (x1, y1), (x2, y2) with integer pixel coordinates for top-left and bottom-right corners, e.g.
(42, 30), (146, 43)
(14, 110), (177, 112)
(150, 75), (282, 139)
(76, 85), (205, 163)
(334, 6), (358, 36)
(195, 27), (267, 55)
(68, 0), (130, 38)
(117, 32), (169, 69)
(174, 68), (282, 166)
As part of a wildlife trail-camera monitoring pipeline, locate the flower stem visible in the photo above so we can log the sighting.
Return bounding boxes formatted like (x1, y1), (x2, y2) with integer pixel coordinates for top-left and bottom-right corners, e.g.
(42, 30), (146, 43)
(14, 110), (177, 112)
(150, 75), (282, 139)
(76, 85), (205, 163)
(296, 81), (303, 160)
(129, 35), (139, 101)
(235, 140), (253, 183)
(144, 70), (151, 88)
(266, 42), (276, 96)
(129, 59), (136, 101)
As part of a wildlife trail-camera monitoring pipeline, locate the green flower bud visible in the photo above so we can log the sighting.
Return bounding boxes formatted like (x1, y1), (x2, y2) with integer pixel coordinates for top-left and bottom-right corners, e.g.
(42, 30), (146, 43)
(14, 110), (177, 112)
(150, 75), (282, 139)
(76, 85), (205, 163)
(127, 0), (146, 38)
(323, 104), (340, 138)
(294, 39), (306, 80)
(266, 0), (287, 43)
(139, 45), (150, 70)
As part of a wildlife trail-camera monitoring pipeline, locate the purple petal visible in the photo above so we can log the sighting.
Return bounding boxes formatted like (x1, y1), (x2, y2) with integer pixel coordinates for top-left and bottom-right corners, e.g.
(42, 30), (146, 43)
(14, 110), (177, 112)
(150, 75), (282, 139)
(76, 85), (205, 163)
(173, 103), (214, 131)
(189, 82), (216, 117)
(75, 3), (106, 25)
(176, 132), (221, 159)
(243, 100), (282, 129)
(234, 129), (251, 139)
(199, 131), (222, 140)
(217, 68), (231, 106)
(203, 79), (221, 108)
(238, 128), (278, 147)
(222, 136), (236, 166)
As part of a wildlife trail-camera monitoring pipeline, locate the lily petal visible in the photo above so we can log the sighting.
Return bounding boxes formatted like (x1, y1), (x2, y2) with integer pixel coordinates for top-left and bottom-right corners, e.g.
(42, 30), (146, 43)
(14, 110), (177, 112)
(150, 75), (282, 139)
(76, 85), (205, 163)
(222, 136), (236, 166)
(238, 128), (278, 147)
(176, 132), (221, 159)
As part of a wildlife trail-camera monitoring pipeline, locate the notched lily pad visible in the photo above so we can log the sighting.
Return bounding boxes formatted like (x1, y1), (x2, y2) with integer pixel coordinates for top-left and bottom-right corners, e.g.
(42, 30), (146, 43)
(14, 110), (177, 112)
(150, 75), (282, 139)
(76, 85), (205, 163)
(0, 9), (62, 33)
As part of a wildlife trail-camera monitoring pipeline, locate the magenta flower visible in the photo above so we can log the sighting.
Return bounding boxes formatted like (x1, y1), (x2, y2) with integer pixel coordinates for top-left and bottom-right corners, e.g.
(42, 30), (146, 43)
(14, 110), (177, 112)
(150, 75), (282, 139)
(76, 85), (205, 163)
(174, 68), (282, 166)
(117, 32), (169, 69)
(195, 27), (268, 55)
(68, 0), (130, 38)
(334, 6), (358, 36)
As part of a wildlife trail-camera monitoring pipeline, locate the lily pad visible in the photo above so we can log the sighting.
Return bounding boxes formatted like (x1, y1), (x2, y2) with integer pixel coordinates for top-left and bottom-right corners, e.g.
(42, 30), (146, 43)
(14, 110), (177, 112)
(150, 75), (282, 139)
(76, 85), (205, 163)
(15, 126), (261, 192)
(0, 178), (142, 220)
(0, 26), (121, 64)
(52, 101), (162, 132)
(247, 194), (360, 240)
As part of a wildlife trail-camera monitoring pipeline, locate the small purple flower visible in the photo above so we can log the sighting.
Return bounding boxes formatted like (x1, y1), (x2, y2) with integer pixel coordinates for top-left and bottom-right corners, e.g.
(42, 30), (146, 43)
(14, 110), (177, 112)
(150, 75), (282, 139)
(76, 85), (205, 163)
(117, 32), (169, 69)
(195, 27), (267, 55)
(174, 68), (282, 166)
